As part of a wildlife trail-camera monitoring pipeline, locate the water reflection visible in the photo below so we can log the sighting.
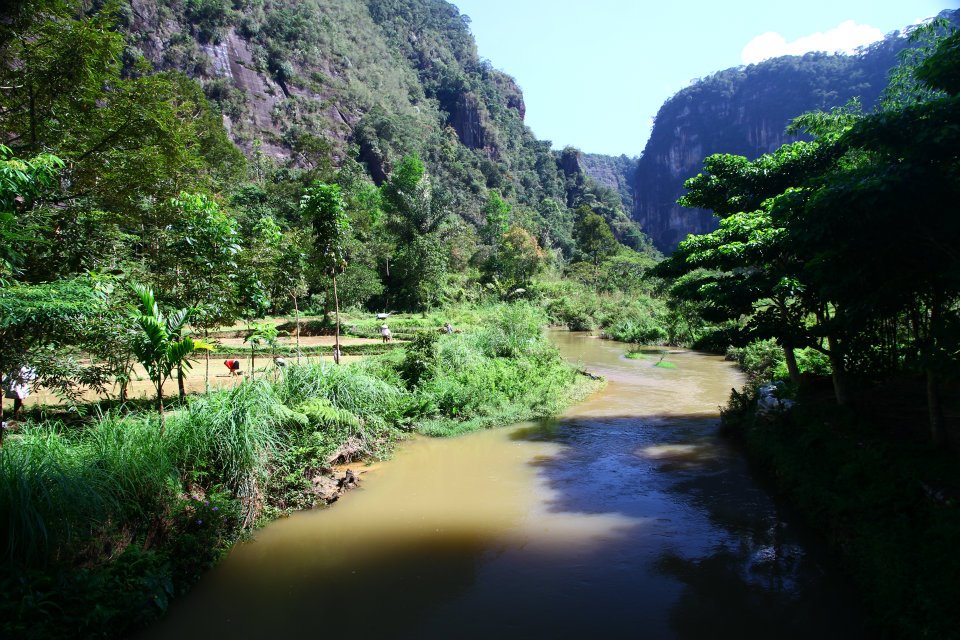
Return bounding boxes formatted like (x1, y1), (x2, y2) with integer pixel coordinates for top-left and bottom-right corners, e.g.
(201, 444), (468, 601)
(144, 332), (863, 639)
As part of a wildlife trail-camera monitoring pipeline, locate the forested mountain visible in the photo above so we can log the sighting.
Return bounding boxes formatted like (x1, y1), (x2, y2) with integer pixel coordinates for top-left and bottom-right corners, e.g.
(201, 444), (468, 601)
(0, 0), (661, 335)
(120, 0), (646, 249)
(630, 9), (960, 251)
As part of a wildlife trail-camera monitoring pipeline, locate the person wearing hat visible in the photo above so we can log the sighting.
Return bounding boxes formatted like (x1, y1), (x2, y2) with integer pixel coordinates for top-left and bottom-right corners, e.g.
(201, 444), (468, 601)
(380, 324), (392, 343)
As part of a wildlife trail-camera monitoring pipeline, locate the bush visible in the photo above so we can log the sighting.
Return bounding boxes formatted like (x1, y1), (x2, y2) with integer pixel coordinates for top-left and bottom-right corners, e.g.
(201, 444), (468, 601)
(474, 302), (546, 358)
(604, 315), (668, 344)
(165, 381), (291, 498)
(727, 339), (784, 383)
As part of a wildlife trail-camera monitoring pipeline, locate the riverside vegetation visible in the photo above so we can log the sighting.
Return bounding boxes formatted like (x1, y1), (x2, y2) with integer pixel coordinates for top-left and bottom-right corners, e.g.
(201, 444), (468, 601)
(661, 23), (960, 638)
(1, 302), (601, 639)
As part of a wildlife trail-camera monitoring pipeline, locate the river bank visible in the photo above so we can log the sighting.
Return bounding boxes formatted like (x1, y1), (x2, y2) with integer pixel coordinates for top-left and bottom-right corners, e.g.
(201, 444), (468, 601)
(0, 304), (600, 639)
(722, 386), (960, 637)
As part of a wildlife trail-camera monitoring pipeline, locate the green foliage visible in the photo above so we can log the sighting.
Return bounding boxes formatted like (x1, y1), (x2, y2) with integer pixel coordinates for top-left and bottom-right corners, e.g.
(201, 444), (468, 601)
(381, 154), (447, 243)
(0, 276), (113, 399)
(492, 224), (546, 287)
(725, 339), (785, 384)
(158, 192), (241, 327)
(165, 380), (288, 496)
(573, 209), (619, 265)
(302, 182), (351, 276)
(724, 400), (960, 638)
(130, 284), (210, 410)
(392, 233), (449, 310)
(400, 332), (439, 388)
(481, 189), (511, 243)
(0, 146), (64, 280)
(0, 423), (115, 566)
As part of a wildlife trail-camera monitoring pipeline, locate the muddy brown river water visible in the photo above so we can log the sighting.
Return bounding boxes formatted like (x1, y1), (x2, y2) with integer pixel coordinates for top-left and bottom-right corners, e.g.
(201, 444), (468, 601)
(144, 331), (864, 639)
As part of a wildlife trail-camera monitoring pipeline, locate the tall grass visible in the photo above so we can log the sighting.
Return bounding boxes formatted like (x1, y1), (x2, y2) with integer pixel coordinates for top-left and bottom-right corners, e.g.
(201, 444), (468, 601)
(81, 413), (177, 517)
(0, 424), (115, 565)
(165, 381), (291, 506)
(276, 361), (403, 421)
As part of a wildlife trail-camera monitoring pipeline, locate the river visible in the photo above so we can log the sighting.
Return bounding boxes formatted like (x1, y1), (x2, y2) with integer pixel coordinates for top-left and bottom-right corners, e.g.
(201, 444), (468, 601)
(143, 331), (863, 639)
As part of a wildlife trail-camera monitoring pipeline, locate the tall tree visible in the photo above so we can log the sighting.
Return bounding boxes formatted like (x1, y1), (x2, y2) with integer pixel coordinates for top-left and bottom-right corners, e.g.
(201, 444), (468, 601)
(301, 183), (350, 363)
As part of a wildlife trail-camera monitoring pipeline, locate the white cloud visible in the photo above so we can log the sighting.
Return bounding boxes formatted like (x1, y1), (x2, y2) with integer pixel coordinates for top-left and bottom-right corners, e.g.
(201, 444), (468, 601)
(740, 20), (885, 65)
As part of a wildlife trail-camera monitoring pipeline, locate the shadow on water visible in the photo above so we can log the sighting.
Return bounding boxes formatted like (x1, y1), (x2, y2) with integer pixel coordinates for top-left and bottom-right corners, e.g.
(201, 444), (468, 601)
(511, 410), (867, 638)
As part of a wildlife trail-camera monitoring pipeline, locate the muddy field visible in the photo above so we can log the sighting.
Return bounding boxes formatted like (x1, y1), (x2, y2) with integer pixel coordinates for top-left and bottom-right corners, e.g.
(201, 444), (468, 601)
(3, 343), (370, 411)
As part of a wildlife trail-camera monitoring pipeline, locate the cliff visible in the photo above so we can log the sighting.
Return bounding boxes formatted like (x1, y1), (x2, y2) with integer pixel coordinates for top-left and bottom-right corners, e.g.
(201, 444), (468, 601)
(579, 153), (637, 211)
(119, 0), (645, 248)
(631, 12), (958, 251)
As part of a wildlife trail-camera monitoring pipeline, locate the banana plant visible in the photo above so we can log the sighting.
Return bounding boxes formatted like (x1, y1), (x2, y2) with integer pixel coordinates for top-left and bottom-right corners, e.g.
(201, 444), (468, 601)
(130, 284), (211, 415)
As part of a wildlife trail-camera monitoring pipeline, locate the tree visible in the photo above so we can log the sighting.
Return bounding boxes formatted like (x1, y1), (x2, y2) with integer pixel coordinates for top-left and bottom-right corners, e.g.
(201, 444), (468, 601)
(574, 209), (618, 266)
(156, 192), (241, 390)
(481, 190), (510, 244)
(381, 154), (447, 243)
(393, 234), (449, 310)
(0, 145), (63, 282)
(497, 224), (546, 287)
(657, 137), (853, 396)
(244, 322), (278, 378)
(788, 29), (960, 442)
(301, 182), (350, 363)
(130, 284), (209, 415)
(271, 231), (309, 363)
(0, 276), (110, 431)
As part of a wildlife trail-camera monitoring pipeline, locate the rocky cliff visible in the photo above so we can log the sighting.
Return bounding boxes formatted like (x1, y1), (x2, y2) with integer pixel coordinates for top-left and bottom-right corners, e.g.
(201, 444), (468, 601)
(579, 153), (637, 211)
(119, 0), (646, 247)
(629, 13), (958, 251)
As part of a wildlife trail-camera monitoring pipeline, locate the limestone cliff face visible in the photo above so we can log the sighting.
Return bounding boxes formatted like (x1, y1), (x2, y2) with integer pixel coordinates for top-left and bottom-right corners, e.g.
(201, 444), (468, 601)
(579, 153), (637, 211)
(124, 0), (527, 171)
(629, 27), (925, 251)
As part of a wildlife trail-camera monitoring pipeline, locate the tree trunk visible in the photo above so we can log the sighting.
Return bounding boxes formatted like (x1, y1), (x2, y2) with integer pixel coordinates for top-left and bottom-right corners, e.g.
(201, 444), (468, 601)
(926, 291), (946, 447)
(156, 378), (164, 416)
(205, 346), (210, 394)
(782, 344), (800, 384)
(333, 275), (341, 365)
(28, 82), (37, 149)
(927, 368), (946, 448)
(827, 334), (849, 407)
(177, 365), (186, 401)
(294, 295), (301, 365)
(119, 367), (129, 403)
(251, 344), (256, 379)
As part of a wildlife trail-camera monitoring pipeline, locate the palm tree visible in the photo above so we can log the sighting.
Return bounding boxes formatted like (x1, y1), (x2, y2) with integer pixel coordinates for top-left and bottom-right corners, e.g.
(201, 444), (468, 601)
(130, 284), (210, 416)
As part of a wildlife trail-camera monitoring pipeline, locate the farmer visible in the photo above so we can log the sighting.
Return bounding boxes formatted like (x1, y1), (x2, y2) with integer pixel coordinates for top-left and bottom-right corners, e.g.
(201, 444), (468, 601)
(444, 322), (454, 334)
(224, 359), (242, 376)
(2, 365), (37, 416)
(380, 324), (392, 343)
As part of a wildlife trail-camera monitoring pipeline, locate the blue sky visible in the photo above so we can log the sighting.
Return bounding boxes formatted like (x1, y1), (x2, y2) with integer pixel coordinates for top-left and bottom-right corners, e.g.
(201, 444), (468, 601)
(450, 0), (957, 156)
